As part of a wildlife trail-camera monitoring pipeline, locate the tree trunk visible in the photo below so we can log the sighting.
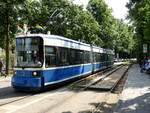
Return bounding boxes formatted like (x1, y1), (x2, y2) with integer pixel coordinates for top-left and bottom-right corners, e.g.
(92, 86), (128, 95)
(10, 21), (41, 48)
(5, 7), (10, 76)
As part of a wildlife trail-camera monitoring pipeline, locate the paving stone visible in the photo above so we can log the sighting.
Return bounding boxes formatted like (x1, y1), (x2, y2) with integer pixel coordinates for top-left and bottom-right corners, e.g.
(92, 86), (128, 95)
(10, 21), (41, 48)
(114, 64), (150, 113)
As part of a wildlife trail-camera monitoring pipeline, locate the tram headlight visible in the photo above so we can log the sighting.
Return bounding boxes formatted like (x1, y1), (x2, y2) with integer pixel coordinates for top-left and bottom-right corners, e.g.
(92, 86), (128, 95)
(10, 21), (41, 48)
(32, 71), (38, 76)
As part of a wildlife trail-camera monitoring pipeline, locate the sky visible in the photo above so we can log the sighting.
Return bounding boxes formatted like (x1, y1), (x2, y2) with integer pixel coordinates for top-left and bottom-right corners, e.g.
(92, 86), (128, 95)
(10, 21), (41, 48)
(73, 0), (129, 21)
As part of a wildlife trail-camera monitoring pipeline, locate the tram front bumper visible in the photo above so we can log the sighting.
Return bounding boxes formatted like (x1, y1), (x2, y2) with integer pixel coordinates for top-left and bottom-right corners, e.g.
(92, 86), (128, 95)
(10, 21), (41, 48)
(11, 76), (42, 90)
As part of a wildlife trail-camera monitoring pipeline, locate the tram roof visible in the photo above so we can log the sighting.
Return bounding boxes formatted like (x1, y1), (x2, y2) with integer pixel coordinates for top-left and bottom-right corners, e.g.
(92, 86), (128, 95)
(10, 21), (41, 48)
(16, 34), (114, 54)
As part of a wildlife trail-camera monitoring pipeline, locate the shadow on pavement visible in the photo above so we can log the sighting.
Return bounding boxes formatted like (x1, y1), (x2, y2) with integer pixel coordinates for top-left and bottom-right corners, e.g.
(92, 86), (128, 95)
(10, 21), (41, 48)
(61, 102), (116, 113)
(61, 92), (150, 113)
(0, 86), (33, 100)
(114, 92), (150, 113)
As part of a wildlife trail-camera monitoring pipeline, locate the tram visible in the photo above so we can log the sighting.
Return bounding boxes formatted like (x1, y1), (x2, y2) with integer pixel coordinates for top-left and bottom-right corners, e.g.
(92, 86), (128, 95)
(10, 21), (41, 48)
(11, 34), (114, 91)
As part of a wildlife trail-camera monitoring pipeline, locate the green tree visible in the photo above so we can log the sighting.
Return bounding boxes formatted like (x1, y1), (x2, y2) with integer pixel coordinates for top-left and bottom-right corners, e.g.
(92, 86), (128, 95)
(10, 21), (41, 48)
(115, 20), (135, 57)
(87, 0), (114, 48)
(127, 0), (150, 60)
(0, 0), (25, 75)
(64, 5), (101, 44)
(87, 0), (135, 58)
(19, 0), (102, 45)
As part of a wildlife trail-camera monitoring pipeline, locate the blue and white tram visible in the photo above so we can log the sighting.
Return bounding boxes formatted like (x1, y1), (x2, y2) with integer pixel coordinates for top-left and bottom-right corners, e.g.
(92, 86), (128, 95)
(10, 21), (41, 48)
(11, 34), (114, 91)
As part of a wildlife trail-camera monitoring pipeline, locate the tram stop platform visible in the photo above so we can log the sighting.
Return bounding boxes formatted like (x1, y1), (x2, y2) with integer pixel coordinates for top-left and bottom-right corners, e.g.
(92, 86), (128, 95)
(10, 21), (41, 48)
(114, 64), (150, 113)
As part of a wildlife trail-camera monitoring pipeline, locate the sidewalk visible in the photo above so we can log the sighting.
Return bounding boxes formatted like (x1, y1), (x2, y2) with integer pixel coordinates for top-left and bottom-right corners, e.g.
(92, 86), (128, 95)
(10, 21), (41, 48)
(0, 76), (11, 82)
(114, 64), (150, 113)
(0, 76), (11, 88)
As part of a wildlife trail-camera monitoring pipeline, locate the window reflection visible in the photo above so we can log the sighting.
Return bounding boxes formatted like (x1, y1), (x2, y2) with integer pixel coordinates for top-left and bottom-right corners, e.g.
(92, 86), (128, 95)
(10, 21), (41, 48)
(16, 37), (43, 67)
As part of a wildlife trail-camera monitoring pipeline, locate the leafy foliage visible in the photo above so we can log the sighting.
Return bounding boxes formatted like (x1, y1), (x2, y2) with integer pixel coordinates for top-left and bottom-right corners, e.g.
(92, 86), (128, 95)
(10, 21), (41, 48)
(0, 0), (136, 68)
(127, 0), (150, 59)
(87, 0), (113, 48)
(0, 0), (26, 74)
(17, 0), (102, 45)
(0, 0), (25, 48)
(87, 0), (135, 54)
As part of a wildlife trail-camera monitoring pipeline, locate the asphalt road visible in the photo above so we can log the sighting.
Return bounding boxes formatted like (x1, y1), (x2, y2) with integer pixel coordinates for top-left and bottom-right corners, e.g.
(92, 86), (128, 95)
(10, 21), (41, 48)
(0, 76), (119, 113)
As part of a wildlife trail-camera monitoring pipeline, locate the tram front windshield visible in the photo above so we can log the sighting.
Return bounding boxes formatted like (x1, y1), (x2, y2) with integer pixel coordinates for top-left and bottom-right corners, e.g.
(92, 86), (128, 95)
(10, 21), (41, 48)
(16, 37), (43, 68)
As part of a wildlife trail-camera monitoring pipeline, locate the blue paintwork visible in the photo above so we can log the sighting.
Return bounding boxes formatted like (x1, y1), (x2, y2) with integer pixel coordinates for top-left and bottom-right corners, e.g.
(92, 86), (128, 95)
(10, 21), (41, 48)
(42, 64), (92, 84)
(12, 70), (43, 89)
(93, 63), (103, 71)
(11, 76), (42, 88)
(11, 61), (113, 90)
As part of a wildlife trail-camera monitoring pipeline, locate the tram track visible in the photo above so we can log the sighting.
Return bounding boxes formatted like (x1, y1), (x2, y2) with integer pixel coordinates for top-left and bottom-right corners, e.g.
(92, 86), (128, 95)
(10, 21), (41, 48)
(83, 65), (124, 91)
(0, 91), (34, 107)
(68, 64), (123, 91)
(39, 67), (123, 113)
(66, 64), (130, 113)
(0, 85), (71, 108)
(110, 65), (131, 93)
(91, 65), (131, 113)
(42, 64), (129, 113)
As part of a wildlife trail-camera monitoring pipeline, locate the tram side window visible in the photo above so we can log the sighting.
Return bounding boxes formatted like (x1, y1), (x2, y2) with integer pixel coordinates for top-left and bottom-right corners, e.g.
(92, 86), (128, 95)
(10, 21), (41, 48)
(101, 53), (105, 61)
(84, 51), (90, 63)
(98, 53), (101, 62)
(59, 47), (69, 66)
(104, 53), (107, 61)
(95, 53), (100, 62)
(100, 54), (103, 62)
(112, 55), (114, 61)
(107, 54), (109, 61)
(70, 49), (76, 65)
(75, 50), (84, 64)
(70, 49), (84, 65)
(102, 53), (107, 61)
(110, 55), (114, 61)
(108, 54), (111, 61)
(45, 46), (56, 67)
(94, 53), (97, 63)
(93, 52), (96, 63)
(94, 53), (96, 63)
